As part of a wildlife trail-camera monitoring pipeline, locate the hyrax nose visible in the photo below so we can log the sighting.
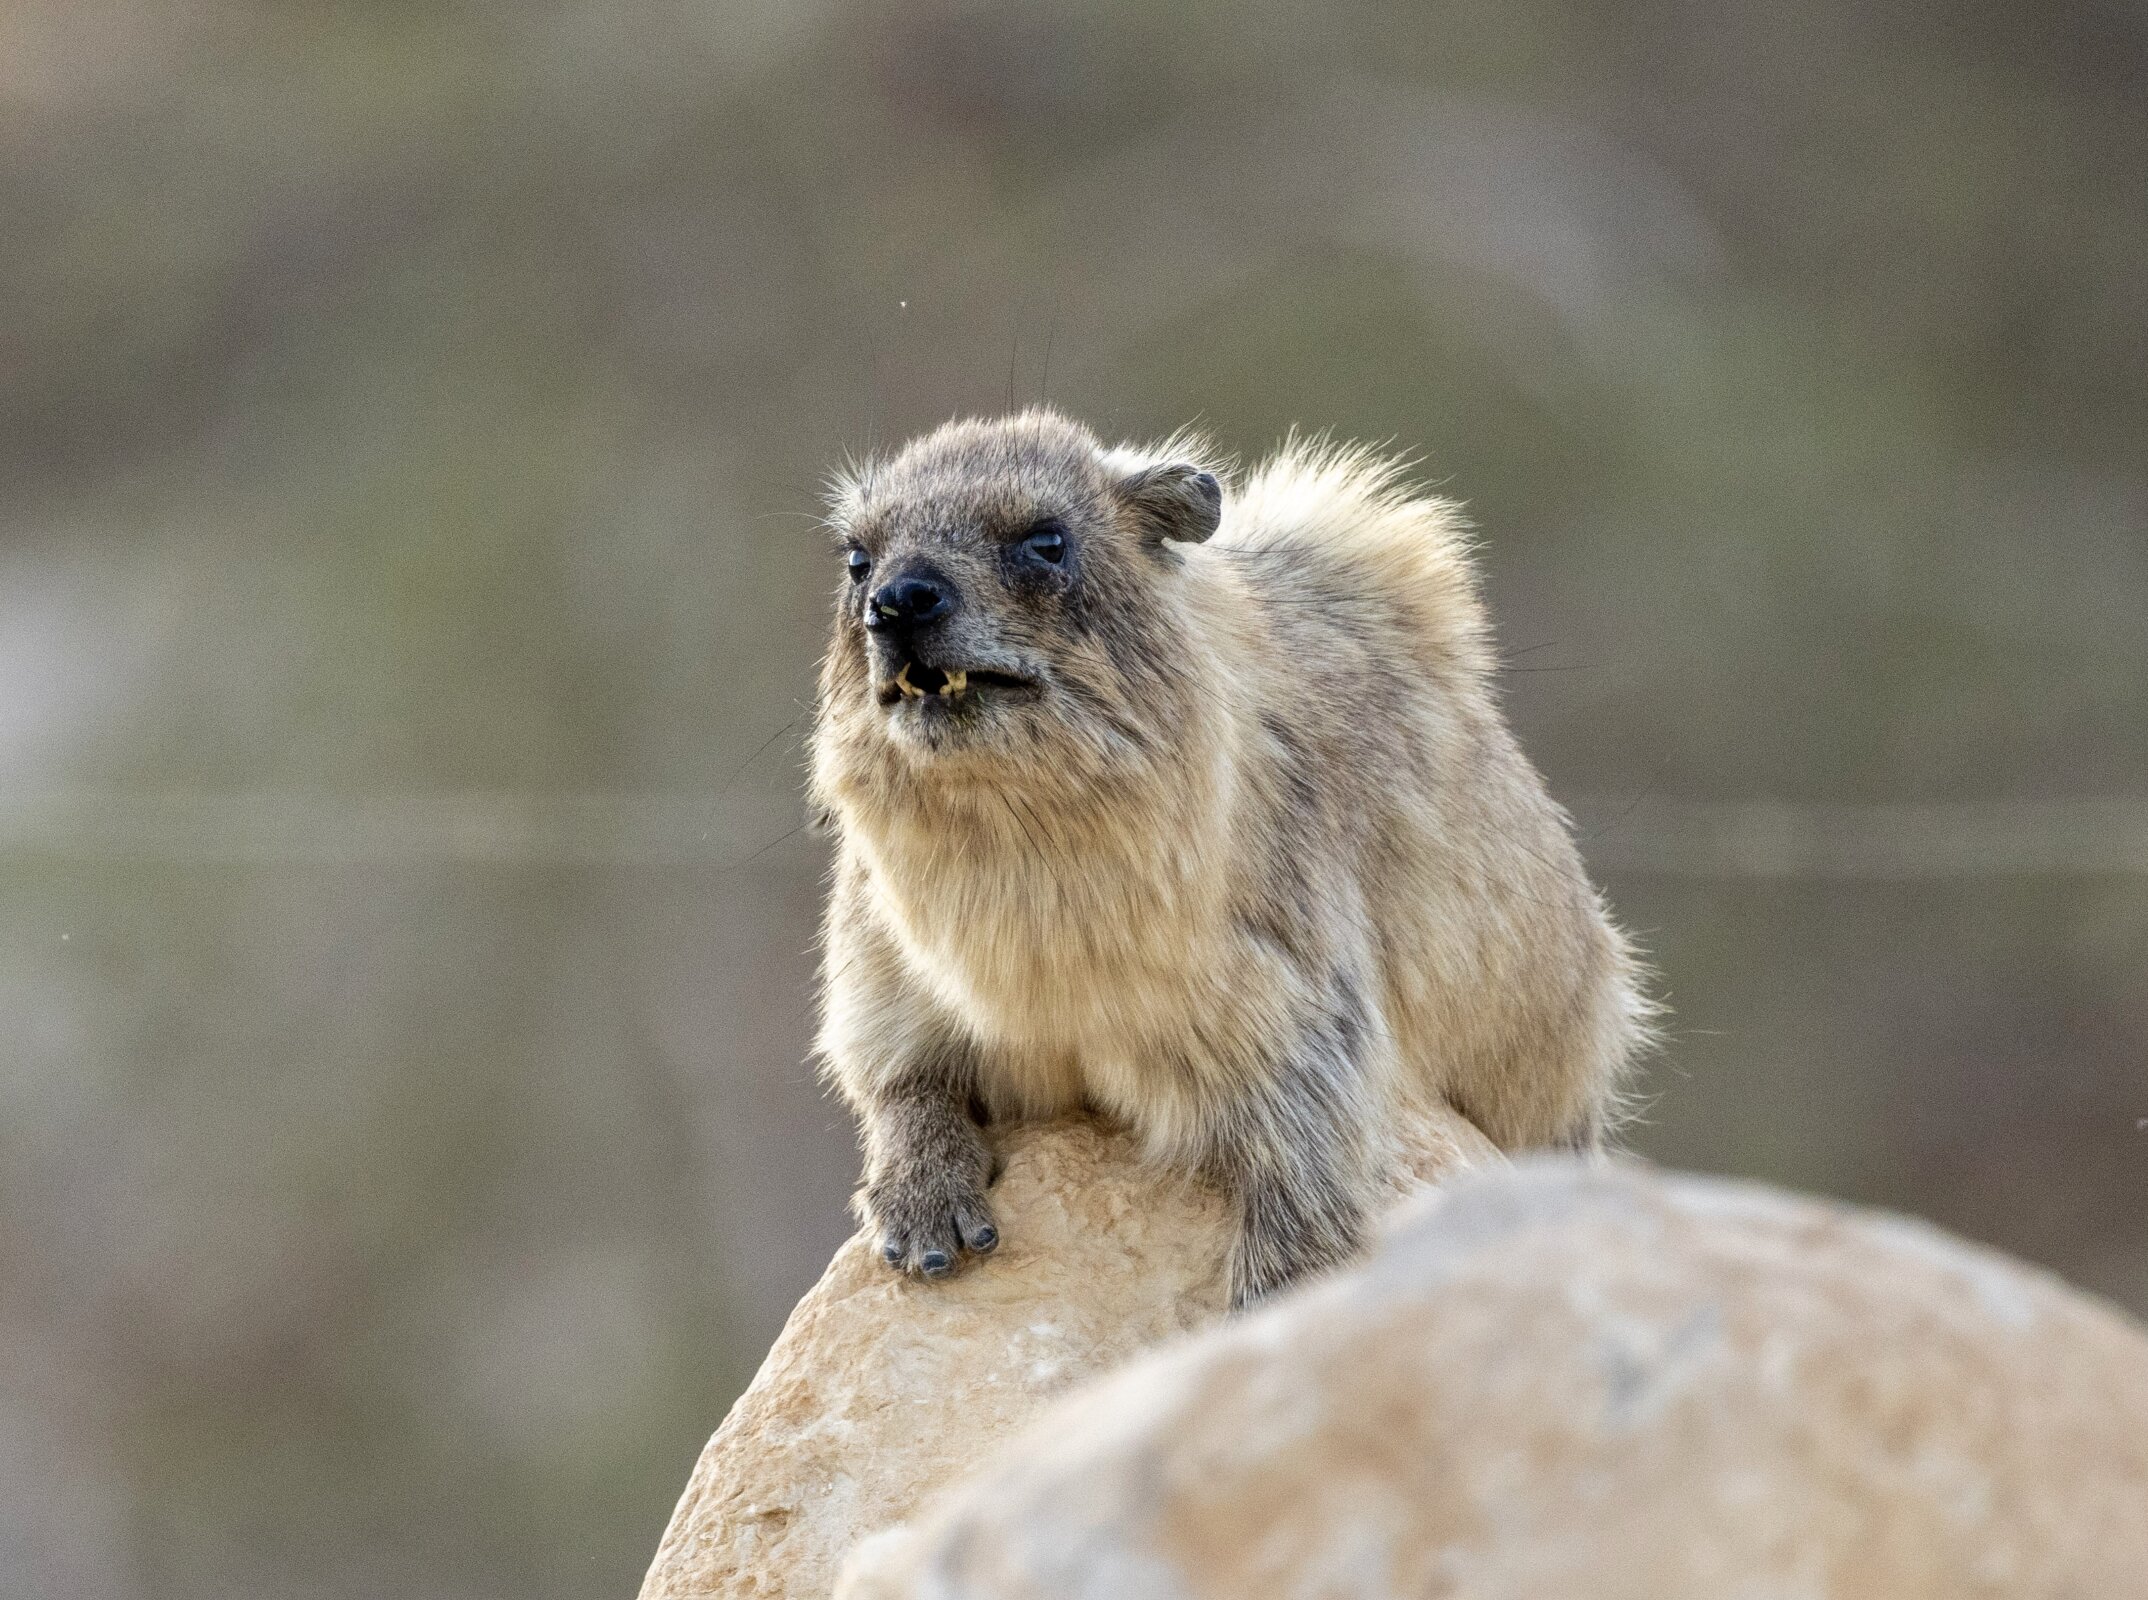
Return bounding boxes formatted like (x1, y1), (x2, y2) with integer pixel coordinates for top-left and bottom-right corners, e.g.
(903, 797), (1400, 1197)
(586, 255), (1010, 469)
(866, 573), (953, 632)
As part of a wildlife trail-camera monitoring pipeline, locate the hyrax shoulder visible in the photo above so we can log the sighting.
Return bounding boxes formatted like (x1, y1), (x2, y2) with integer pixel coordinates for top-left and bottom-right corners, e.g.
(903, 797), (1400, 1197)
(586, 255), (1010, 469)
(808, 409), (1651, 1306)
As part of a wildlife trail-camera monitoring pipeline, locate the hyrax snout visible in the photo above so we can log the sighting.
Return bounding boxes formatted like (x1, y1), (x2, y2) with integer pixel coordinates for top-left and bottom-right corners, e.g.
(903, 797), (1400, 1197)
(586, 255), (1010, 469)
(808, 409), (1651, 1307)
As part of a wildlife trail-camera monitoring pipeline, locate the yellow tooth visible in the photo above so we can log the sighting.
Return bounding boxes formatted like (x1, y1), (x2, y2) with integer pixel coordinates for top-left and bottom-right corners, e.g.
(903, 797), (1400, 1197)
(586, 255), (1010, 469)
(942, 669), (967, 698)
(896, 663), (923, 699)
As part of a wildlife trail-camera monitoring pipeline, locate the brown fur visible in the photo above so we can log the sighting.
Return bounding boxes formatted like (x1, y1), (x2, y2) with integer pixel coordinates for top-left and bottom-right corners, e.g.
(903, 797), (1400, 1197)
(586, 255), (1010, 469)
(809, 409), (1653, 1305)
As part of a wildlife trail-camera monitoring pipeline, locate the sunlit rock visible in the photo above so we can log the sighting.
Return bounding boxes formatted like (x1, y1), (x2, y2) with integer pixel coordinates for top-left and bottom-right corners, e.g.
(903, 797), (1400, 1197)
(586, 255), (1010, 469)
(841, 1161), (2148, 1599)
(638, 1107), (1498, 1599)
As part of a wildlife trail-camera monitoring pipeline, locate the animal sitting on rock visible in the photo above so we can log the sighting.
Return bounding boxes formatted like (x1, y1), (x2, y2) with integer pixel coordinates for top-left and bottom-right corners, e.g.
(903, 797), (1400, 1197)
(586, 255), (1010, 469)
(808, 410), (1652, 1307)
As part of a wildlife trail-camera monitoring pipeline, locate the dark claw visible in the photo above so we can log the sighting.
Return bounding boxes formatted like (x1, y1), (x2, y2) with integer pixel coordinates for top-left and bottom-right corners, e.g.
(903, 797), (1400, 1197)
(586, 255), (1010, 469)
(919, 1248), (953, 1277)
(881, 1241), (903, 1266)
(970, 1224), (998, 1252)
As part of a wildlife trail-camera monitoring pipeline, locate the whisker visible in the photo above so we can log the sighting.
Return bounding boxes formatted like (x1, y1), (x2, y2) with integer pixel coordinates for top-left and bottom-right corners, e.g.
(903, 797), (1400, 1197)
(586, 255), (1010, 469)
(722, 717), (799, 793)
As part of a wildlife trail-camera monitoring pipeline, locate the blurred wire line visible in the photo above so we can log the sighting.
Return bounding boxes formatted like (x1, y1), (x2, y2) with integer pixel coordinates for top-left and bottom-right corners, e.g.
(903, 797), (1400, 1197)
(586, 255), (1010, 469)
(2, 793), (2145, 875)
(1577, 798), (2148, 879)
(0, 792), (765, 866)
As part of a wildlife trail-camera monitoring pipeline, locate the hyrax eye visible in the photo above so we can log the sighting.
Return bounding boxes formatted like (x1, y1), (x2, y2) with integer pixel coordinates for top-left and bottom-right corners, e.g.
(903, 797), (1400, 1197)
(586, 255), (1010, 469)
(845, 548), (871, 583)
(1020, 520), (1068, 564)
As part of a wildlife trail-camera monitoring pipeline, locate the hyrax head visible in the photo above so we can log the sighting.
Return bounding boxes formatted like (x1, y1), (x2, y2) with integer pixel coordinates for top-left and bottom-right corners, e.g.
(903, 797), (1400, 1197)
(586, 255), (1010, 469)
(818, 410), (1223, 767)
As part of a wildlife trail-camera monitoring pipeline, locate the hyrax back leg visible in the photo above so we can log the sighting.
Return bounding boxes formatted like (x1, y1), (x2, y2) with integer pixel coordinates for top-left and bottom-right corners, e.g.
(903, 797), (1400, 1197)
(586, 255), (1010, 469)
(858, 1062), (999, 1279)
(1210, 989), (1376, 1309)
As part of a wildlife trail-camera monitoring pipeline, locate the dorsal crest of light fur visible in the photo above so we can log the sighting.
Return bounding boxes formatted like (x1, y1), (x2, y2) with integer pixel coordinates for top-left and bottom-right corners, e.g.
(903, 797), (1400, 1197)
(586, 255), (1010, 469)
(1220, 434), (1492, 676)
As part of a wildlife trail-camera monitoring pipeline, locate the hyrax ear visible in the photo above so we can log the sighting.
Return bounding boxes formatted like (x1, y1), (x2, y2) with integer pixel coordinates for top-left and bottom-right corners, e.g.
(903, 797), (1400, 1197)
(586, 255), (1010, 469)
(1107, 457), (1223, 547)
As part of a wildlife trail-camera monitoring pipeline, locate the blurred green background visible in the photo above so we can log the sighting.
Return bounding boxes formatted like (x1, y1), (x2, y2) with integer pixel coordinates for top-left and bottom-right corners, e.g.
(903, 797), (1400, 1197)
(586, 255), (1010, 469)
(3, 1), (2143, 1595)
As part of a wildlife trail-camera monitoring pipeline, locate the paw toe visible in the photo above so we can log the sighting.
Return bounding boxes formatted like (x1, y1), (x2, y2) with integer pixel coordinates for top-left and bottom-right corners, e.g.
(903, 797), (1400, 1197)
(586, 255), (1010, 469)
(868, 1179), (1000, 1280)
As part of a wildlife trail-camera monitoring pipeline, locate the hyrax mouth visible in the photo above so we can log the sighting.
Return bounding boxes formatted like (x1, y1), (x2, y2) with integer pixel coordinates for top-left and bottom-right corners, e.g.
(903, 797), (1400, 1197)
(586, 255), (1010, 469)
(875, 660), (1036, 706)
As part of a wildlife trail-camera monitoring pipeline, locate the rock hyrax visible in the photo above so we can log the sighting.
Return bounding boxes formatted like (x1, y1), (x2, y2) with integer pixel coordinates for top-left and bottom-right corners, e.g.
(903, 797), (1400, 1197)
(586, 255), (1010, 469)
(810, 409), (1652, 1306)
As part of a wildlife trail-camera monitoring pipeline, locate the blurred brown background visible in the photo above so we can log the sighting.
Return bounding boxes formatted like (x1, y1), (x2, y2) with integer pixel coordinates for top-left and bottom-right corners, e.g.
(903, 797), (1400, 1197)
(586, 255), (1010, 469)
(2, 1), (2143, 1595)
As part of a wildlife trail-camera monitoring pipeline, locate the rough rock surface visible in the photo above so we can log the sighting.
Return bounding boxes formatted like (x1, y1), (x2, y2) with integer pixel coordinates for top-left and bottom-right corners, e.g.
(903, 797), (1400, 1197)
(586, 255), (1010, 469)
(839, 1161), (2148, 1600)
(638, 1107), (1499, 1599)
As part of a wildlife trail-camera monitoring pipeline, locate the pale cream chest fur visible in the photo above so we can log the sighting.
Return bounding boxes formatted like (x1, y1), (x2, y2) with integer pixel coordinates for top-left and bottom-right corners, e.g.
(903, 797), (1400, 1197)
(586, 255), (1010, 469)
(851, 810), (1268, 1135)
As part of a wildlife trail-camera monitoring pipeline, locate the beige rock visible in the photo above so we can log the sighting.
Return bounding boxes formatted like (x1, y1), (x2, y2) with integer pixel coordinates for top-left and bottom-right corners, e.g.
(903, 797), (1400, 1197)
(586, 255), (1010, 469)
(638, 1107), (1499, 1599)
(840, 1161), (2148, 1600)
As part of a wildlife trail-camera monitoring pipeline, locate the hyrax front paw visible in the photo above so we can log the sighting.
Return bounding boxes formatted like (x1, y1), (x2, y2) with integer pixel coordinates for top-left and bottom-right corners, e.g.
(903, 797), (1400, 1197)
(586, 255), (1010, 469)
(864, 1171), (999, 1280)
